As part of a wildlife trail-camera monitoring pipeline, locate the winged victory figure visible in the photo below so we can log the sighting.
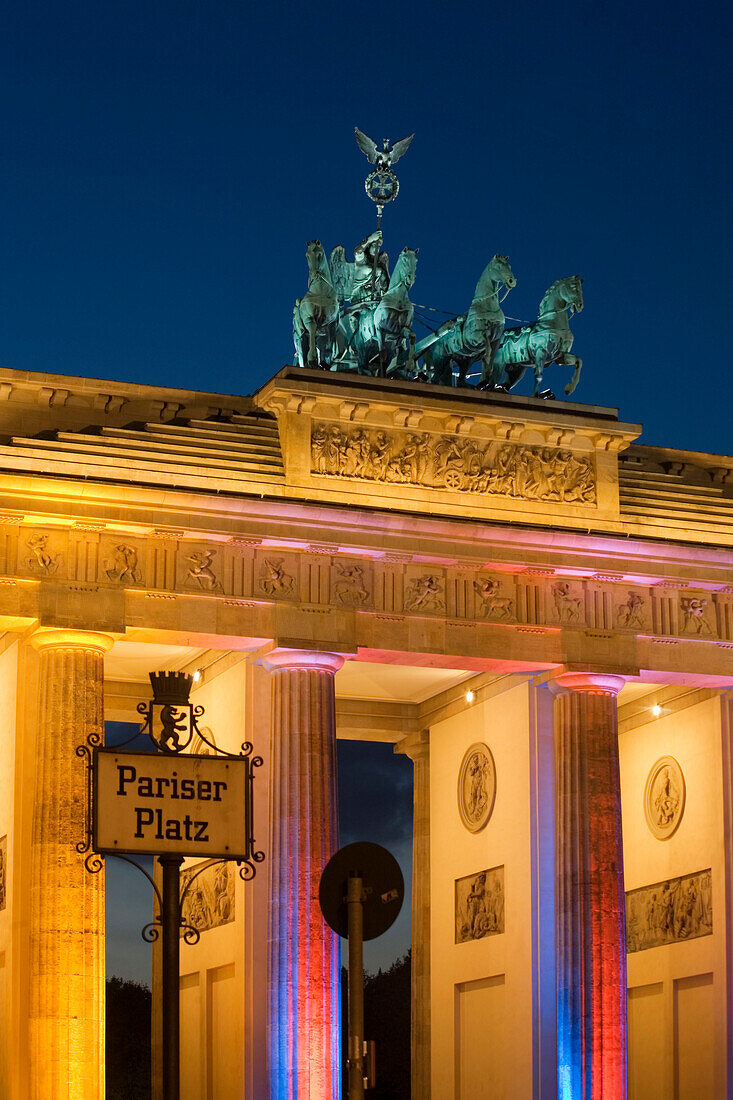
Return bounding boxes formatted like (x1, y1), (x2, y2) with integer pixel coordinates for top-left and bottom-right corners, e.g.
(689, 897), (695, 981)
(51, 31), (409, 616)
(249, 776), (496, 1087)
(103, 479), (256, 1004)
(354, 127), (414, 169)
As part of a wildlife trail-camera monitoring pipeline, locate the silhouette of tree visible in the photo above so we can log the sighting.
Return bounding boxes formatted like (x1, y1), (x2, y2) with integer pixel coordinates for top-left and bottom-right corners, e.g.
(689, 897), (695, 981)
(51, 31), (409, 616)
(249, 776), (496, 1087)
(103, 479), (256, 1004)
(341, 951), (411, 1097)
(106, 976), (151, 1099)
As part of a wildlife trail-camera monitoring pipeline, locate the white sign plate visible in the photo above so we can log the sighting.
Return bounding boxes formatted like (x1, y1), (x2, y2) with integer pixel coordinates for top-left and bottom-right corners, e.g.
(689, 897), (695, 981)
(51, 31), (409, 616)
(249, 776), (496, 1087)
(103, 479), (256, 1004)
(93, 750), (250, 858)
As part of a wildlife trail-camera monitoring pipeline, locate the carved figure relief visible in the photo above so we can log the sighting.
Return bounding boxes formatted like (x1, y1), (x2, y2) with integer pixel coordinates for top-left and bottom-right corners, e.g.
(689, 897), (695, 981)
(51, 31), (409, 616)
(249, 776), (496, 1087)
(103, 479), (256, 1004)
(259, 558), (295, 597)
(473, 578), (514, 620)
(333, 562), (370, 605)
(0, 835), (6, 911)
(105, 544), (141, 584)
(552, 581), (584, 623)
(457, 743), (496, 832)
(404, 574), (445, 613)
(311, 424), (596, 504)
(184, 550), (222, 592)
(616, 590), (646, 628)
(180, 859), (235, 935)
(455, 865), (505, 943)
(626, 869), (712, 953)
(25, 534), (60, 574)
(680, 596), (713, 635)
(644, 756), (685, 840)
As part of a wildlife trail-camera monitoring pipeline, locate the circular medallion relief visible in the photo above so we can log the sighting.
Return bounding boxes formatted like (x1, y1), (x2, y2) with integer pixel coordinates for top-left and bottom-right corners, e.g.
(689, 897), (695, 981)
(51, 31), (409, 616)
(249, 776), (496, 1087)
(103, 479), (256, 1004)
(644, 755), (686, 840)
(457, 743), (496, 833)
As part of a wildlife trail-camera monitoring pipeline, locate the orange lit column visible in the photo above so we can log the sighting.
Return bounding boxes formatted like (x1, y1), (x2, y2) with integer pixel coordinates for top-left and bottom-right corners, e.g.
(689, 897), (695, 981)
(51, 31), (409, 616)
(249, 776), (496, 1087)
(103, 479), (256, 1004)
(552, 672), (627, 1100)
(263, 649), (345, 1100)
(29, 629), (113, 1100)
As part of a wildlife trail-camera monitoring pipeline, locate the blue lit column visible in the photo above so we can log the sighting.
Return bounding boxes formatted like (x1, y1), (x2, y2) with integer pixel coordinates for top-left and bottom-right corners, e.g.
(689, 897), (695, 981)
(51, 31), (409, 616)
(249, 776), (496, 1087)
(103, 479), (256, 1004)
(552, 672), (627, 1100)
(263, 649), (344, 1100)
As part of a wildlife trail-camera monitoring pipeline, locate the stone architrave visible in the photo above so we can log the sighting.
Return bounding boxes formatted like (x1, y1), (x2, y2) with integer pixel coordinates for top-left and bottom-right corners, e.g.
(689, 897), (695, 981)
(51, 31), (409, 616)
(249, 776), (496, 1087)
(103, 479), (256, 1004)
(552, 672), (627, 1100)
(28, 629), (113, 1099)
(262, 648), (346, 1100)
(396, 730), (431, 1100)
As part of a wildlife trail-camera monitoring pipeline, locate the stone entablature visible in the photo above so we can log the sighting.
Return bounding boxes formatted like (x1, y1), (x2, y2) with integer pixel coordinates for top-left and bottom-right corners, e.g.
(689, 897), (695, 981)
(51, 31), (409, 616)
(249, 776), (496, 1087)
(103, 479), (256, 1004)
(256, 367), (641, 531)
(1, 520), (733, 680)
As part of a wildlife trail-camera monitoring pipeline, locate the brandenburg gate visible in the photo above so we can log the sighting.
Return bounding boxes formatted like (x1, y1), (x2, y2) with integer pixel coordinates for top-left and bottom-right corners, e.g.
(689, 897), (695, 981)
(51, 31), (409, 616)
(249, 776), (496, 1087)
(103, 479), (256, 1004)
(0, 358), (731, 1097)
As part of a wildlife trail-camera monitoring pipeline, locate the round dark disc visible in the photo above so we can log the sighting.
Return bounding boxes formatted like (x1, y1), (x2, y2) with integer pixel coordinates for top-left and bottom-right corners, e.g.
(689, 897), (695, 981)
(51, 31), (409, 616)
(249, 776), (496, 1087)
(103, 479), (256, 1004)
(319, 841), (404, 941)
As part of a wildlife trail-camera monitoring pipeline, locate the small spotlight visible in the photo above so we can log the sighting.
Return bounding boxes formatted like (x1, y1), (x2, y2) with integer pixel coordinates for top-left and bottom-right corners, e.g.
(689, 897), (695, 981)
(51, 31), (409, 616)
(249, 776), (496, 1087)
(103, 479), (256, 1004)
(193, 669), (201, 683)
(651, 704), (662, 717)
(465, 690), (475, 704)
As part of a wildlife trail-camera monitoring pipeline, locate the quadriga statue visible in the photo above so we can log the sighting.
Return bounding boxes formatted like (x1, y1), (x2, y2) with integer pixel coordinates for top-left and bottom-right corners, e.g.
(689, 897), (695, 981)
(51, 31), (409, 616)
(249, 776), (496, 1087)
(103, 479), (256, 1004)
(489, 275), (584, 399)
(415, 254), (516, 387)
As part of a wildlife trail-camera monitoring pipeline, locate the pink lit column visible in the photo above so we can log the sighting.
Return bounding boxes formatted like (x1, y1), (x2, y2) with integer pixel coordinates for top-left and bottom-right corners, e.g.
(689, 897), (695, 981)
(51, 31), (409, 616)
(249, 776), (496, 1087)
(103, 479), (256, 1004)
(263, 649), (345, 1099)
(552, 672), (627, 1100)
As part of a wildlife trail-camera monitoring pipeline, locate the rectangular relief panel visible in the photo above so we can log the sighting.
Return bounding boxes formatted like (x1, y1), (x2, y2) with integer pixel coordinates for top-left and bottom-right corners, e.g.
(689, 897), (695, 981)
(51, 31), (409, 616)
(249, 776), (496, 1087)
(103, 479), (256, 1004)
(628, 983), (665, 1100)
(455, 975), (506, 1099)
(455, 865), (504, 944)
(180, 859), (236, 936)
(674, 974), (714, 1100)
(626, 869), (712, 953)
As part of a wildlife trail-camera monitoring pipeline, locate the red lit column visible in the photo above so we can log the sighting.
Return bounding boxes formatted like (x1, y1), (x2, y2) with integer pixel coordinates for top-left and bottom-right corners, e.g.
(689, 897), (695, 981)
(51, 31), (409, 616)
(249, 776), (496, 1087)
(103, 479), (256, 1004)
(263, 649), (345, 1100)
(552, 672), (627, 1100)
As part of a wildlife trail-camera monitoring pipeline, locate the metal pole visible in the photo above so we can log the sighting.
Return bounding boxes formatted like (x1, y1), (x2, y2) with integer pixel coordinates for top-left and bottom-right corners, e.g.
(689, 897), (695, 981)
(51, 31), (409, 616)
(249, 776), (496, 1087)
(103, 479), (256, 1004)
(347, 872), (365, 1100)
(160, 855), (183, 1100)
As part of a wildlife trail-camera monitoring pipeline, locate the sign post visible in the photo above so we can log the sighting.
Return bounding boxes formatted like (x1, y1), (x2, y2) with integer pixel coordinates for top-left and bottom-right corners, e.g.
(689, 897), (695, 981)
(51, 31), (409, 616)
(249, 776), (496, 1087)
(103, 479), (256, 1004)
(76, 670), (264, 1100)
(319, 842), (404, 1098)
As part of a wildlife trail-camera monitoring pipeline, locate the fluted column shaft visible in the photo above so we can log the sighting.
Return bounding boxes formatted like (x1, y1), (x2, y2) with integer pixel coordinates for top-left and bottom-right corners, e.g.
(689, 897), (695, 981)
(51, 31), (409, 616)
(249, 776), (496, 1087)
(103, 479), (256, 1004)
(29, 629), (113, 1100)
(396, 731), (430, 1099)
(553, 672), (627, 1100)
(264, 649), (344, 1100)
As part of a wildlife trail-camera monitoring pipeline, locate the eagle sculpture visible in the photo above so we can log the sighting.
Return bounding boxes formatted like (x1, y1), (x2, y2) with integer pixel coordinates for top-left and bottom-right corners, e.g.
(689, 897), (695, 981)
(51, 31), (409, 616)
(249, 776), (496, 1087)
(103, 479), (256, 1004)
(354, 127), (414, 170)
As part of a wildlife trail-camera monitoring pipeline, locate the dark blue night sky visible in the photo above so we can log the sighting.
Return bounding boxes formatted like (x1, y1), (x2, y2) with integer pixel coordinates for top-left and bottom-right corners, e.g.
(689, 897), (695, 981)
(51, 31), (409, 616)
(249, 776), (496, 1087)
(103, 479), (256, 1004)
(1, 0), (731, 452)
(6, 1), (730, 984)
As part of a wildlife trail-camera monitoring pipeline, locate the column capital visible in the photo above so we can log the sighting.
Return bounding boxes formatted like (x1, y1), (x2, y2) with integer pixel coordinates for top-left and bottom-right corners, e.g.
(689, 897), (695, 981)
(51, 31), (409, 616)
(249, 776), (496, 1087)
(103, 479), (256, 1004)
(549, 671), (626, 697)
(30, 628), (114, 654)
(260, 647), (347, 675)
(395, 729), (430, 763)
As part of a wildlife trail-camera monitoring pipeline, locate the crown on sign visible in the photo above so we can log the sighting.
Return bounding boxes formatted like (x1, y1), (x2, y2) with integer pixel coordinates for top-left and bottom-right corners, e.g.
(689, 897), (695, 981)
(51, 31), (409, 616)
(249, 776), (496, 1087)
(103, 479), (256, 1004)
(148, 670), (193, 705)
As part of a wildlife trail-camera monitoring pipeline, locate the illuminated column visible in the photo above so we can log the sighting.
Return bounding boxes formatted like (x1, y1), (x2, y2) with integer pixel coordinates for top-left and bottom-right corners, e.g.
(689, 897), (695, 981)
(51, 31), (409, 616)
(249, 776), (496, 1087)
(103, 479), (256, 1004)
(552, 672), (627, 1100)
(396, 730), (431, 1100)
(29, 629), (113, 1100)
(263, 649), (344, 1100)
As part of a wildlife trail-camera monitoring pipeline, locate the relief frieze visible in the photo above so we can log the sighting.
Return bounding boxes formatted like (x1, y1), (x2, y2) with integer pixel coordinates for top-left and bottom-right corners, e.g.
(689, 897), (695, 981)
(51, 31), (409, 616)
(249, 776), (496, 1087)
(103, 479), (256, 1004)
(25, 534), (62, 575)
(626, 869), (712, 953)
(104, 544), (142, 584)
(310, 424), (596, 504)
(333, 561), (371, 606)
(473, 577), (515, 620)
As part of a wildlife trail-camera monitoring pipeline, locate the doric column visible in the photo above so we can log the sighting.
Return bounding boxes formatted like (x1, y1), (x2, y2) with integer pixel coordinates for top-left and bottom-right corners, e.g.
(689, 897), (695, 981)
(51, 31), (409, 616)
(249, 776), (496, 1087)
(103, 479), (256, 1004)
(396, 730), (431, 1100)
(263, 648), (345, 1100)
(552, 672), (627, 1100)
(29, 629), (113, 1099)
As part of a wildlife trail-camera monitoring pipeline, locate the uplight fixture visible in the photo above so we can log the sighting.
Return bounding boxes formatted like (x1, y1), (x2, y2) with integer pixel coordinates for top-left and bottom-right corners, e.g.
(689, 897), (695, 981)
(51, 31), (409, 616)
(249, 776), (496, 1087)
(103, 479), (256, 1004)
(465, 690), (475, 704)
(652, 704), (662, 717)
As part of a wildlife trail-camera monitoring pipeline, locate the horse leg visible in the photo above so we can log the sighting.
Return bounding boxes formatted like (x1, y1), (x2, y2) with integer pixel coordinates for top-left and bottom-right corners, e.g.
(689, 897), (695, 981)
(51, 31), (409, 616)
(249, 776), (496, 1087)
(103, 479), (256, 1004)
(307, 317), (319, 368)
(500, 364), (526, 392)
(533, 355), (555, 400)
(564, 355), (582, 396)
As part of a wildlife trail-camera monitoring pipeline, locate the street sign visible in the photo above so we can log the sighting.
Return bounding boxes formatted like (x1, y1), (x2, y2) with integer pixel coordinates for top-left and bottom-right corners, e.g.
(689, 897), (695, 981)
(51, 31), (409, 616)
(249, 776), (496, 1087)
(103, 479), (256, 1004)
(93, 749), (252, 859)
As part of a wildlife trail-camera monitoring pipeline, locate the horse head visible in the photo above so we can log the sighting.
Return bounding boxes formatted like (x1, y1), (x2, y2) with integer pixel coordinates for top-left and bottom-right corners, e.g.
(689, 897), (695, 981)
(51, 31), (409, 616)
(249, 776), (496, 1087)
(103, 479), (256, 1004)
(305, 240), (329, 274)
(487, 254), (516, 293)
(538, 275), (584, 319)
(391, 247), (418, 290)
